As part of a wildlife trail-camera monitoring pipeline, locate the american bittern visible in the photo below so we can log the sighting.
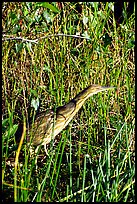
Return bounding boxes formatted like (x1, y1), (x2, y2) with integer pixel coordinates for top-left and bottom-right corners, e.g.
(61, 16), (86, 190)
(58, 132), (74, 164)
(27, 84), (114, 152)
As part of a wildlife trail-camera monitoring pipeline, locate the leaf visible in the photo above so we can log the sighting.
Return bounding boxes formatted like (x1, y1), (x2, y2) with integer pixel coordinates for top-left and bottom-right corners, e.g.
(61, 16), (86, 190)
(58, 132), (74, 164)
(15, 43), (23, 53)
(83, 16), (88, 26)
(82, 31), (91, 40)
(43, 11), (52, 23)
(9, 124), (18, 136)
(35, 2), (59, 13)
(30, 89), (38, 97)
(31, 98), (40, 111)
(2, 118), (9, 128)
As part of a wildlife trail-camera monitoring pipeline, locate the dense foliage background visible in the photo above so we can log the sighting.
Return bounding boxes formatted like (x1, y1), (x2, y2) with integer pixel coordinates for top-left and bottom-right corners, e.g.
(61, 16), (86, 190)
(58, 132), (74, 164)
(2, 2), (135, 202)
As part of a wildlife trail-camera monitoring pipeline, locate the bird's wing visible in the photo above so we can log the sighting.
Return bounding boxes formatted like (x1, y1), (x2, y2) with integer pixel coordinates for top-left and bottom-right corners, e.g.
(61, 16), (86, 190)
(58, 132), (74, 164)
(28, 110), (54, 146)
(56, 101), (76, 119)
(53, 101), (76, 136)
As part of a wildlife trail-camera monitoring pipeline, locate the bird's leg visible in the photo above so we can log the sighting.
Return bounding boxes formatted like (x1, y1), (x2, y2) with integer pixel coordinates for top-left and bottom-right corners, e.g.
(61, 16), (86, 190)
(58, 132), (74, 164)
(34, 146), (40, 167)
(44, 144), (49, 155)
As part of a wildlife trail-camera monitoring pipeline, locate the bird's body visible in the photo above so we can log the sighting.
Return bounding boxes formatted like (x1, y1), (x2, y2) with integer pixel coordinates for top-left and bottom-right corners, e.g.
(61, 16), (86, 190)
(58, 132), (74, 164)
(27, 84), (114, 151)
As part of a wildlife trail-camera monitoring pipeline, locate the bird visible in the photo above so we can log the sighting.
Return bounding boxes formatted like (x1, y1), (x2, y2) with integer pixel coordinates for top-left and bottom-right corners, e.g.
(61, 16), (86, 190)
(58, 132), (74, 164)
(27, 84), (114, 154)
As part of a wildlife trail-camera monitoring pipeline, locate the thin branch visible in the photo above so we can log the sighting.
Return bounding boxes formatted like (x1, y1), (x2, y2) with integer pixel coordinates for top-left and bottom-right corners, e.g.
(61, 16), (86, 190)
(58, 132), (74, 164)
(2, 36), (38, 44)
(2, 33), (91, 43)
(39, 33), (91, 40)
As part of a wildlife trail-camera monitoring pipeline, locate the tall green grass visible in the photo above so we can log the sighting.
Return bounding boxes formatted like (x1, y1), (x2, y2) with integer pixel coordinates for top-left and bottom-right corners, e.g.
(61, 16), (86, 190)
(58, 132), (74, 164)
(2, 2), (135, 202)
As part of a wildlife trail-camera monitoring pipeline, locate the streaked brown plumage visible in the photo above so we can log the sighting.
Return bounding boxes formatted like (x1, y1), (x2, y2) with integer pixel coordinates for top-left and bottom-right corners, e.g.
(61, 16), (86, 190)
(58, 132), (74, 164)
(27, 84), (114, 152)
